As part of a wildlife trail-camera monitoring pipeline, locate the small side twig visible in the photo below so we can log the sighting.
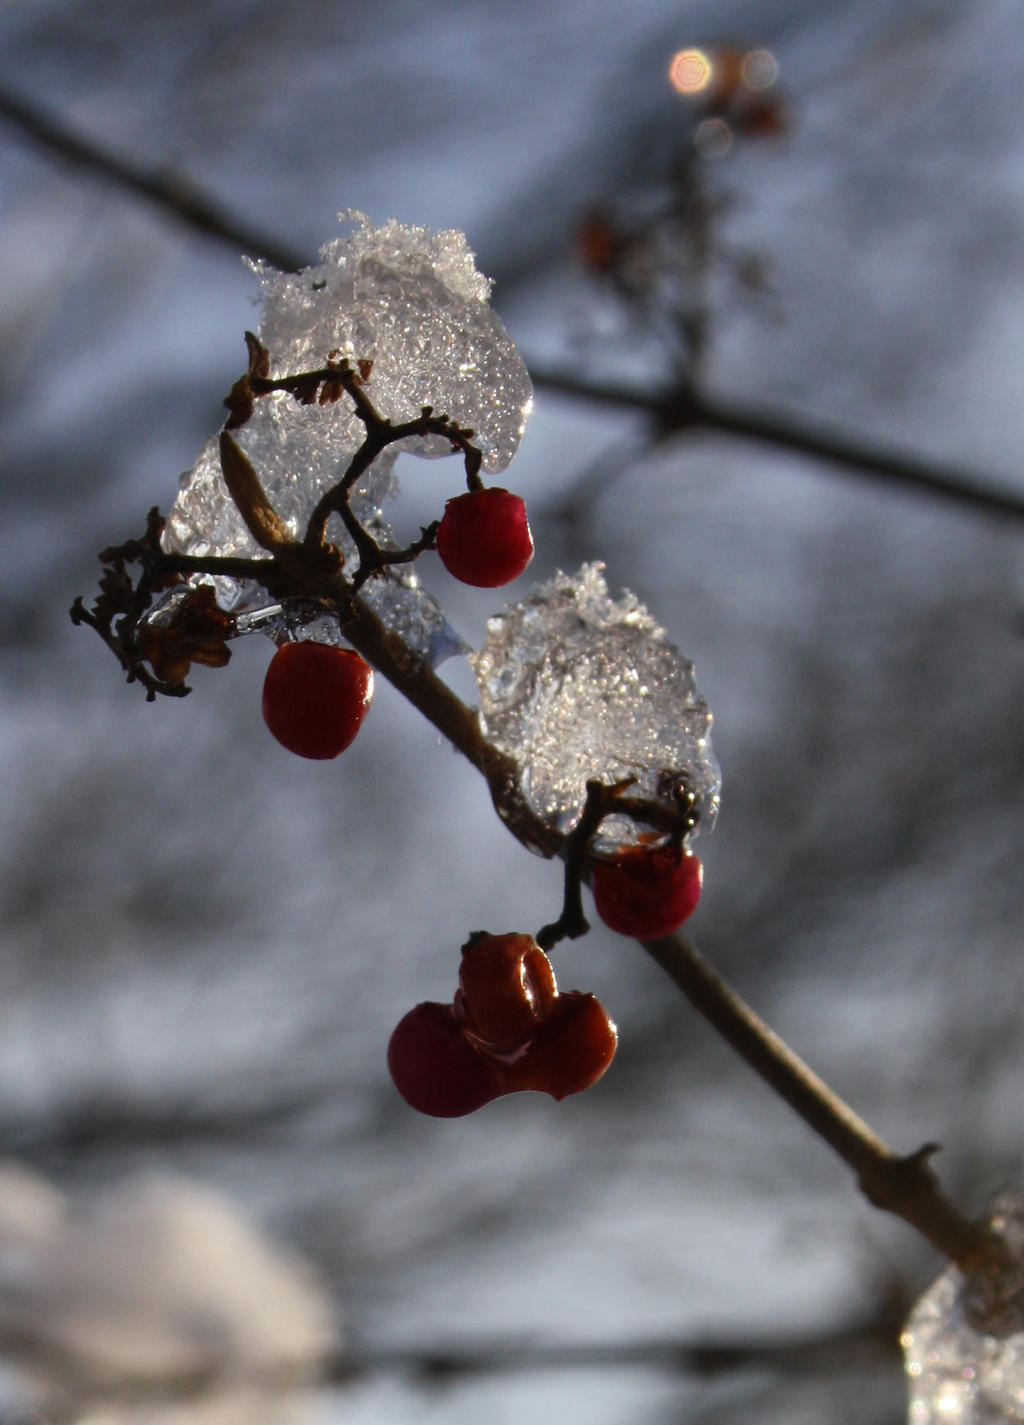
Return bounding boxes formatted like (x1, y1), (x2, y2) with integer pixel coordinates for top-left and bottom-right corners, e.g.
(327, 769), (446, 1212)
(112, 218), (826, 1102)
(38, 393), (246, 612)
(536, 776), (698, 950)
(225, 335), (480, 586)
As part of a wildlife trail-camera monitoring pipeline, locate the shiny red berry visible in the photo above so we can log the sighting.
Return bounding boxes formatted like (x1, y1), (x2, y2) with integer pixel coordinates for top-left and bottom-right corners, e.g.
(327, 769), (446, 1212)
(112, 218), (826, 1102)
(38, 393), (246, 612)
(387, 1002), (504, 1118)
(455, 932), (557, 1047)
(508, 991), (618, 1100)
(262, 642), (374, 760)
(592, 845), (703, 939)
(388, 933), (618, 1116)
(435, 487), (534, 588)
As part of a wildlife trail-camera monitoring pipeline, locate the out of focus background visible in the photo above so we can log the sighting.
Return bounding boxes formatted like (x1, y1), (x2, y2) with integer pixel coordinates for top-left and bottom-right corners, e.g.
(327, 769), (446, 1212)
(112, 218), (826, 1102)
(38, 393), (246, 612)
(2, 1), (1023, 1421)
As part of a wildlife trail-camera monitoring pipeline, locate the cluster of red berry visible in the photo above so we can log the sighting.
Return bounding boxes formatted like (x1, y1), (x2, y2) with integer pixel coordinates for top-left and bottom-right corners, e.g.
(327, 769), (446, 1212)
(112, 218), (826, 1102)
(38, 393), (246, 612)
(75, 326), (710, 1125)
(387, 933), (618, 1116)
(261, 486), (533, 759)
(386, 850), (703, 1117)
(256, 474), (704, 1118)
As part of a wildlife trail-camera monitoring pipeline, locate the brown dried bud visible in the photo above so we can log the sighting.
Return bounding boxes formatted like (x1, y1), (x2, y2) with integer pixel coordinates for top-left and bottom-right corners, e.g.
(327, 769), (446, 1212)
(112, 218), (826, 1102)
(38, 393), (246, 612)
(136, 585), (232, 687)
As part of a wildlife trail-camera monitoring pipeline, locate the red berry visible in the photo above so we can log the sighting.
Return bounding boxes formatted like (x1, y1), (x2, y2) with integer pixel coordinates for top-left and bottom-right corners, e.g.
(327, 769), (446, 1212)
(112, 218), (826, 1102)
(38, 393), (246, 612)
(387, 1002), (504, 1118)
(455, 932), (557, 1047)
(262, 642), (373, 760)
(592, 845), (703, 939)
(510, 991), (617, 1100)
(435, 487), (533, 588)
(388, 933), (618, 1116)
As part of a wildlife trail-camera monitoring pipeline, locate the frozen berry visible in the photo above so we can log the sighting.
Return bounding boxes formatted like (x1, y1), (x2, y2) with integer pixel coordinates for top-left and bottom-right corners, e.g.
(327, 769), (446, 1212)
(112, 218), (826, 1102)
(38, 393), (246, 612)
(435, 487), (533, 588)
(262, 642), (374, 760)
(592, 844), (703, 939)
(387, 1002), (504, 1118)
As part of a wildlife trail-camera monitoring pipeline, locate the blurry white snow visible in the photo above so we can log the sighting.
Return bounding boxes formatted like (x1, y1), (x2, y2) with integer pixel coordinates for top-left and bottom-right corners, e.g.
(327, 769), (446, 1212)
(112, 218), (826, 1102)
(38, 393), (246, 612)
(0, 1162), (337, 1424)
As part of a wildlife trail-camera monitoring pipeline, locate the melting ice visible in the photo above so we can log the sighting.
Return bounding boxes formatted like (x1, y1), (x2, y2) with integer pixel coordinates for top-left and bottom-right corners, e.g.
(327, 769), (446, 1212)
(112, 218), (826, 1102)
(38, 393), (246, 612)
(160, 214), (533, 660)
(903, 1189), (1024, 1423)
(470, 563), (720, 842)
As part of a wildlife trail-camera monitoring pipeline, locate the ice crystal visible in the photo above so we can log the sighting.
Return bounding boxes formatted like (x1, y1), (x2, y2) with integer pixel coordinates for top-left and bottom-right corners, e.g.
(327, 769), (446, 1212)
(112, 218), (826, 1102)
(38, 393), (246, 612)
(161, 214), (530, 654)
(470, 563), (720, 842)
(254, 215), (532, 474)
(903, 1189), (1024, 1423)
(196, 570), (467, 669)
(360, 564), (469, 666)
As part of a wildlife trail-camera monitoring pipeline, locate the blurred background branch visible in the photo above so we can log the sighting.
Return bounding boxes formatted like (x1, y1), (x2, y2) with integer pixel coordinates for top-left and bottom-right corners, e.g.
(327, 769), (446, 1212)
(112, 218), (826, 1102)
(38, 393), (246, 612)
(0, 82), (309, 272)
(4, 79), (1022, 531)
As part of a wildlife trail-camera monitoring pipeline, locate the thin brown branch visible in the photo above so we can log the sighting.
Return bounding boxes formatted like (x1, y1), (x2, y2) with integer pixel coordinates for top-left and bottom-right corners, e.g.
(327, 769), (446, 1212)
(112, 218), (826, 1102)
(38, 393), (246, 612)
(80, 507), (1005, 1288)
(6, 76), (1019, 532)
(0, 84), (308, 271)
(10, 72), (1018, 534)
(689, 388), (1024, 525)
(529, 365), (1024, 526)
(641, 930), (1005, 1282)
(78, 526), (1003, 1284)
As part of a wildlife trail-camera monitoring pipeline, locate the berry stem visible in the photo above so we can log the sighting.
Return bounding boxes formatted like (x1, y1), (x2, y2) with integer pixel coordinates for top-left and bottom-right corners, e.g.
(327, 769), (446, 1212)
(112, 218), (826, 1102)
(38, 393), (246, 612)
(536, 777), (698, 949)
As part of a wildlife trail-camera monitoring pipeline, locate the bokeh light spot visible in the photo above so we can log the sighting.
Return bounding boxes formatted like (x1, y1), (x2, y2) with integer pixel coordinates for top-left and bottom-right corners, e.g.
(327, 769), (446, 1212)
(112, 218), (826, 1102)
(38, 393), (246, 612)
(741, 48), (779, 90)
(694, 117), (733, 158)
(669, 48), (712, 95)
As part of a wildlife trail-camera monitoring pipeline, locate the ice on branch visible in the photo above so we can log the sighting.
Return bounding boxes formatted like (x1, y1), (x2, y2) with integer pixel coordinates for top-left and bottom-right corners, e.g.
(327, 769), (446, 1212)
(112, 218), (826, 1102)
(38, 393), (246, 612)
(161, 214), (533, 649)
(903, 1189), (1024, 1423)
(471, 564), (720, 843)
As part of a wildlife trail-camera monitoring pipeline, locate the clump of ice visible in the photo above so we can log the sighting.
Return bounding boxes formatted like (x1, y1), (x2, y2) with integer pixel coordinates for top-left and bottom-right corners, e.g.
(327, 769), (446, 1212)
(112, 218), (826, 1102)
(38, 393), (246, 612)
(360, 561), (469, 665)
(470, 563), (720, 841)
(203, 565), (468, 668)
(903, 1189), (1024, 1423)
(254, 214), (532, 474)
(161, 214), (531, 629)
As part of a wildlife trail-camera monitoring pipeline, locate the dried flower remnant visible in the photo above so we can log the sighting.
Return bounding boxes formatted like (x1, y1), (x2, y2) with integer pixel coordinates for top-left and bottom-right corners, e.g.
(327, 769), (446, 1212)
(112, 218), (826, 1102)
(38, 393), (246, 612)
(135, 584), (232, 685)
(902, 1188), (1024, 1422)
(471, 563), (720, 846)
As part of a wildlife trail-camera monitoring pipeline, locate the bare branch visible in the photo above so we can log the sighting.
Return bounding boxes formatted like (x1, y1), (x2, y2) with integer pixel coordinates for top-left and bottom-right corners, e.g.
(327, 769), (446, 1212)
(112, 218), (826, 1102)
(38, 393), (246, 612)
(641, 930), (1005, 1281)
(8, 76), (1018, 533)
(0, 84), (308, 271)
(16, 1313), (900, 1422)
(530, 365), (1024, 526)
(332, 1313), (899, 1383)
(75, 502), (1003, 1284)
